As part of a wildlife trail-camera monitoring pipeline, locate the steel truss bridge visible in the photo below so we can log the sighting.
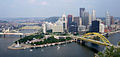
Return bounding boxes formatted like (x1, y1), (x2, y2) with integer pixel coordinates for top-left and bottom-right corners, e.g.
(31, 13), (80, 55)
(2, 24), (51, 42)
(71, 32), (119, 47)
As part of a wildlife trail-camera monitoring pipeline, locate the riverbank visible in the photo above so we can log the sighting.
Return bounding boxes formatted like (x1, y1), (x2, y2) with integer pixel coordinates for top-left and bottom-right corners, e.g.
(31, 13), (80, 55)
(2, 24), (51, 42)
(94, 31), (120, 57)
(8, 30), (120, 50)
(8, 40), (75, 50)
(109, 30), (120, 34)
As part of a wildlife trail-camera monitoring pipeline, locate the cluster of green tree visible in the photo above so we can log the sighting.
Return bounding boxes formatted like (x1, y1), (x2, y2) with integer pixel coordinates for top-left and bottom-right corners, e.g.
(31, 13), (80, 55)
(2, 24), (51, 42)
(118, 42), (120, 46)
(15, 34), (44, 44)
(45, 32), (69, 36)
(96, 46), (120, 57)
(31, 36), (72, 45)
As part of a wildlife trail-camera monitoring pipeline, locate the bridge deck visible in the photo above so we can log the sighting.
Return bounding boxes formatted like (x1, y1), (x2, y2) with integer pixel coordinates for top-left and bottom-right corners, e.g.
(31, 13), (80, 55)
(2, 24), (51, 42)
(72, 36), (113, 46)
(0, 33), (24, 35)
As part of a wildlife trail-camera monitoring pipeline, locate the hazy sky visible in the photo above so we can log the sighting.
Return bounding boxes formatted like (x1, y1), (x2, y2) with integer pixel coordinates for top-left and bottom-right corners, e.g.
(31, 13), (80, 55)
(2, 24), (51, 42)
(0, 0), (120, 17)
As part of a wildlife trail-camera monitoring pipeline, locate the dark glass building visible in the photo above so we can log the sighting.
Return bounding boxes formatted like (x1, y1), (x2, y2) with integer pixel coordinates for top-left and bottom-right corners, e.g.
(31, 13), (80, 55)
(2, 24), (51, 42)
(91, 20), (100, 32)
(110, 16), (114, 25)
(67, 15), (73, 29)
(68, 22), (78, 34)
(80, 8), (85, 18)
(73, 17), (80, 26)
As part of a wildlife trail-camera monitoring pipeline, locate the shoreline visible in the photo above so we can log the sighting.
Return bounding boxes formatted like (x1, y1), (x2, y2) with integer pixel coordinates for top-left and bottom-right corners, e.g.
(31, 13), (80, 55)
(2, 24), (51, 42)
(8, 40), (75, 50)
(94, 31), (120, 57)
(8, 30), (120, 50)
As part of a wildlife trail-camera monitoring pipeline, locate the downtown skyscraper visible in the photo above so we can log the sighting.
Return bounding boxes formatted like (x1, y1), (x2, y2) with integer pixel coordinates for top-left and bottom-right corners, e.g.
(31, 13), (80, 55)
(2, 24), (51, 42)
(80, 8), (90, 27)
(67, 15), (73, 29)
(91, 9), (96, 21)
(62, 13), (67, 31)
(83, 11), (90, 27)
(105, 11), (111, 27)
(80, 8), (85, 18)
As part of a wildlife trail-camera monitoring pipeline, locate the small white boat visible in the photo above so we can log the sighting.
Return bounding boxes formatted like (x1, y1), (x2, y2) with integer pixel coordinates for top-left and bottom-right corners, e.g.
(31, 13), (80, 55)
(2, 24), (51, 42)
(44, 44), (47, 47)
(30, 49), (33, 52)
(40, 45), (44, 48)
(41, 49), (44, 52)
(52, 43), (55, 45)
(23, 48), (26, 49)
(57, 46), (60, 50)
(47, 44), (51, 46)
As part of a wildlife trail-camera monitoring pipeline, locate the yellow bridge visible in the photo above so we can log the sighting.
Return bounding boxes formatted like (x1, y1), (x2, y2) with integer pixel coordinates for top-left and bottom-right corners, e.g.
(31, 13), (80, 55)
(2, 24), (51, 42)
(71, 32), (113, 46)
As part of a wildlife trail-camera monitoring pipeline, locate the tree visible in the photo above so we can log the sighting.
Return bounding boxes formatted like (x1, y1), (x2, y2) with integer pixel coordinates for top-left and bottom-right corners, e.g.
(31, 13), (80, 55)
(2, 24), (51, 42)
(97, 46), (120, 57)
(118, 42), (120, 46)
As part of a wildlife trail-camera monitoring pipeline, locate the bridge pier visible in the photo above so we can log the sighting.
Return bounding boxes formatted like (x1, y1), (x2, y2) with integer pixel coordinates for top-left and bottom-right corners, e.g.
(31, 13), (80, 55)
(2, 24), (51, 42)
(19, 35), (22, 38)
(3, 34), (5, 38)
(76, 39), (86, 45)
(81, 40), (86, 45)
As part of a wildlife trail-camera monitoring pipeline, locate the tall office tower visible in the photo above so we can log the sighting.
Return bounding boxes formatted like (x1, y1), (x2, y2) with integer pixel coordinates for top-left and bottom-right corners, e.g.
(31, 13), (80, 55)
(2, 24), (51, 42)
(79, 18), (82, 26)
(52, 18), (64, 33)
(90, 20), (99, 32)
(68, 22), (78, 34)
(90, 20), (104, 33)
(73, 17), (80, 26)
(89, 14), (92, 25)
(80, 8), (85, 18)
(62, 13), (67, 30)
(105, 11), (111, 27)
(110, 16), (114, 25)
(42, 23), (47, 33)
(82, 11), (90, 27)
(100, 23), (105, 33)
(67, 15), (73, 30)
(91, 9), (96, 21)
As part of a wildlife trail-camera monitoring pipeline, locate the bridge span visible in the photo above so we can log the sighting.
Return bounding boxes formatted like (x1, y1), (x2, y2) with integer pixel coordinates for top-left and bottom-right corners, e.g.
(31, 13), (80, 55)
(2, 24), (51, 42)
(0, 33), (23, 35)
(70, 32), (120, 48)
(0, 33), (34, 38)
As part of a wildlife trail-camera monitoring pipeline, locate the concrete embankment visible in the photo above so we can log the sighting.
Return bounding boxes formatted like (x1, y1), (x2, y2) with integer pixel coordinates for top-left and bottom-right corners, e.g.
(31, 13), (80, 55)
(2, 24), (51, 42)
(8, 40), (75, 50)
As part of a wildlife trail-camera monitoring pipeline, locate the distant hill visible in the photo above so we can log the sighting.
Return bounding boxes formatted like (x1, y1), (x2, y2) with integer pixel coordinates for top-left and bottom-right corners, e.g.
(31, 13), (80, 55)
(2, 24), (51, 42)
(0, 20), (8, 23)
(0, 17), (59, 23)
(43, 17), (59, 23)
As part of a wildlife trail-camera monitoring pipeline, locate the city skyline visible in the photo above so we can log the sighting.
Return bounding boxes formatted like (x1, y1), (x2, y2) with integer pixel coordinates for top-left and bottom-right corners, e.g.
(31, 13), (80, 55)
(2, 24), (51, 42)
(0, 0), (120, 17)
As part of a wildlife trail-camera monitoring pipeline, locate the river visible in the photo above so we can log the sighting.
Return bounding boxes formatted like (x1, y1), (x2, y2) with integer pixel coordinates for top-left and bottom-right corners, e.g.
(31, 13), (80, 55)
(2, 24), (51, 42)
(0, 33), (120, 57)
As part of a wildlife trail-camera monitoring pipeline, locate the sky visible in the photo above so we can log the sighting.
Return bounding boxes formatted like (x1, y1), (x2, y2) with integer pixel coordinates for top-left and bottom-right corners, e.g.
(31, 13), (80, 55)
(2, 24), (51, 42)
(0, 0), (120, 17)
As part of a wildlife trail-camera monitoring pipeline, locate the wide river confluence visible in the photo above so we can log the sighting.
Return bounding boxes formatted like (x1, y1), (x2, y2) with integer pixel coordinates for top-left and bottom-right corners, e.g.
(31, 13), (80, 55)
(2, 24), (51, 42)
(0, 33), (120, 57)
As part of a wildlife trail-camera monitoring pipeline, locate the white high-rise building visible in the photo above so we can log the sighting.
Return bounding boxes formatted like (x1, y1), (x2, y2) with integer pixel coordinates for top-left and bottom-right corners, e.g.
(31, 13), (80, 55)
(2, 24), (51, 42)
(97, 19), (105, 33)
(105, 11), (111, 27)
(79, 17), (82, 26)
(42, 23), (47, 33)
(100, 23), (105, 33)
(91, 9), (96, 21)
(89, 14), (92, 25)
(42, 22), (53, 33)
(52, 18), (64, 33)
(62, 13), (67, 30)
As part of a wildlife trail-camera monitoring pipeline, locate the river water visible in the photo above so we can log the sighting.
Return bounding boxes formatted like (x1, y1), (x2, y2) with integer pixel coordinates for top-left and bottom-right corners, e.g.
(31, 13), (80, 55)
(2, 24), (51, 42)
(0, 33), (120, 57)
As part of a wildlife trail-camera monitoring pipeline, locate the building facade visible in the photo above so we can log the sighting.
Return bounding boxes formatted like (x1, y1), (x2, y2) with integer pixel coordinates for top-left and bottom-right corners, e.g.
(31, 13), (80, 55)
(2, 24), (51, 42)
(73, 17), (80, 26)
(91, 9), (96, 21)
(105, 11), (111, 27)
(83, 11), (90, 27)
(67, 15), (73, 31)
(90, 20), (104, 33)
(80, 8), (85, 18)
(68, 22), (78, 34)
(110, 16), (114, 25)
(52, 18), (64, 33)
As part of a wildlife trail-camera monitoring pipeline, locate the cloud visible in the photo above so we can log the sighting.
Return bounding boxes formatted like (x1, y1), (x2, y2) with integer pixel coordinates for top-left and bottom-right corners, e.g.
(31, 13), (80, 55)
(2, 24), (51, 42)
(40, 1), (48, 5)
(27, 0), (48, 6)
(29, 0), (36, 4)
